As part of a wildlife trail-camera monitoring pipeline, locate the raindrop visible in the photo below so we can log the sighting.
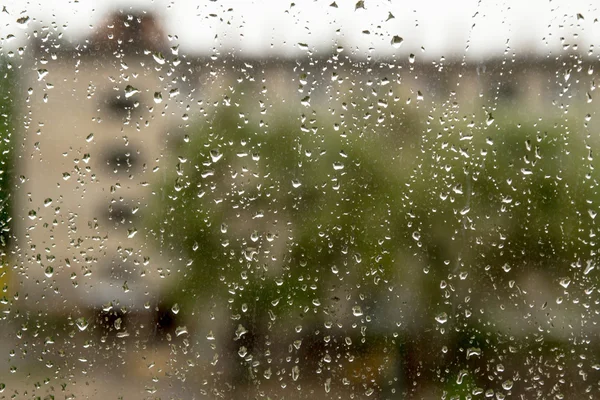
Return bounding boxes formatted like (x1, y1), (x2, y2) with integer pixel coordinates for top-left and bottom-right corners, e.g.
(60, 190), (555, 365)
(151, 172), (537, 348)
(559, 277), (571, 289)
(16, 16), (30, 27)
(332, 161), (344, 170)
(435, 312), (448, 324)
(37, 69), (48, 81)
(466, 347), (481, 359)
(75, 317), (89, 332)
(324, 378), (331, 393)
(292, 365), (300, 381)
(124, 85), (139, 98)
(456, 370), (468, 384)
(152, 52), (165, 65)
(175, 326), (188, 336)
(210, 148), (223, 162)
(391, 35), (404, 49)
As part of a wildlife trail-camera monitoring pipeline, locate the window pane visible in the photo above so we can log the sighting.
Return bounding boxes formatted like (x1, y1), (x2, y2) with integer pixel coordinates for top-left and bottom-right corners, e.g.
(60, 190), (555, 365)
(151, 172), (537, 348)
(0, 1), (597, 399)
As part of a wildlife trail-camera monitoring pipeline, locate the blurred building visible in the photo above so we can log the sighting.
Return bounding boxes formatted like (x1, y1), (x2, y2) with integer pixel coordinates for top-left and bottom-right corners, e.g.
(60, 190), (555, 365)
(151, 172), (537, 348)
(11, 12), (181, 323)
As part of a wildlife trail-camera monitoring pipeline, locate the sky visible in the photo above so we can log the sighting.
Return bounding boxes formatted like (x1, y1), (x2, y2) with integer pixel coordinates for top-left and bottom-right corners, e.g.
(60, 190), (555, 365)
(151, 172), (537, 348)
(0, 0), (598, 60)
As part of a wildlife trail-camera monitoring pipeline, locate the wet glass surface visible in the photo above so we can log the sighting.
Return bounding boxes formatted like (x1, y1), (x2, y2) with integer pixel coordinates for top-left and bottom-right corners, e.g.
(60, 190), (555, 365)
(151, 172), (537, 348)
(1, 1), (600, 399)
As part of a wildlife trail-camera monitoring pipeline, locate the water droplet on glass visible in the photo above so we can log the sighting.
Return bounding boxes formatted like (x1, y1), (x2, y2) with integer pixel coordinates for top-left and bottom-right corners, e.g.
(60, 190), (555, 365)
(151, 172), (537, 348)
(175, 326), (188, 336)
(559, 277), (571, 289)
(152, 52), (165, 65)
(435, 312), (448, 324)
(16, 16), (30, 27)
(75, 317), (89, 332)
(210, 148), (223, 162)
(391, 35), (404, 49)
(324, 377), (331, 393)
(37, 69), (48, 81)
(292, 365), (300, 381)
(502, 380), (513, 390)
(466, 347), (482, 359)
(124, 85), (139, 98)
(521, 168), (533, 176)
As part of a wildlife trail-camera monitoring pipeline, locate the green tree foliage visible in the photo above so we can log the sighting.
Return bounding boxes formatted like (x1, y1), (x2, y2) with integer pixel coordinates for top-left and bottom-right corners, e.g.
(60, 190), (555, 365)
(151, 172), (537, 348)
(148, 94), (598, 324)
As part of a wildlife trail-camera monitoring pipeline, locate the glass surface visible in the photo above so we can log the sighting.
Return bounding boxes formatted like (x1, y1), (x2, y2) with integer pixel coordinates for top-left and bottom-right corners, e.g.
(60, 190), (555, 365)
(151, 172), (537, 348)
(0, 1), (598, 399)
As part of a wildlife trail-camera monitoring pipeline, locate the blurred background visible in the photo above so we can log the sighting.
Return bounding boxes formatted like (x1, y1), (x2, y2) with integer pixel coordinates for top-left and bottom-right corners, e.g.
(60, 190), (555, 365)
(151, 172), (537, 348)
(1, 1), (600, 399)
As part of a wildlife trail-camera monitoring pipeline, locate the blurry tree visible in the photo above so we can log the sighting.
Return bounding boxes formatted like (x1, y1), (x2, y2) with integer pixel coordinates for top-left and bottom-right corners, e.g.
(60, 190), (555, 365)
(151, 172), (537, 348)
(146, 81), (600, 395)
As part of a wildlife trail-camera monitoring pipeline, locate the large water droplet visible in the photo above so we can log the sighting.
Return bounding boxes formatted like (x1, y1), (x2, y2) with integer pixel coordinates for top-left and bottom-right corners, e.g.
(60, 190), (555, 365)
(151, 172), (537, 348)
(435, 312), (448, 324)
(292, 365), (300, 381)
(124, 85), (139, 98)
(75, 317), (89, 332)
(210, 149), (223, 162)
(391, 35), (404, 49)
